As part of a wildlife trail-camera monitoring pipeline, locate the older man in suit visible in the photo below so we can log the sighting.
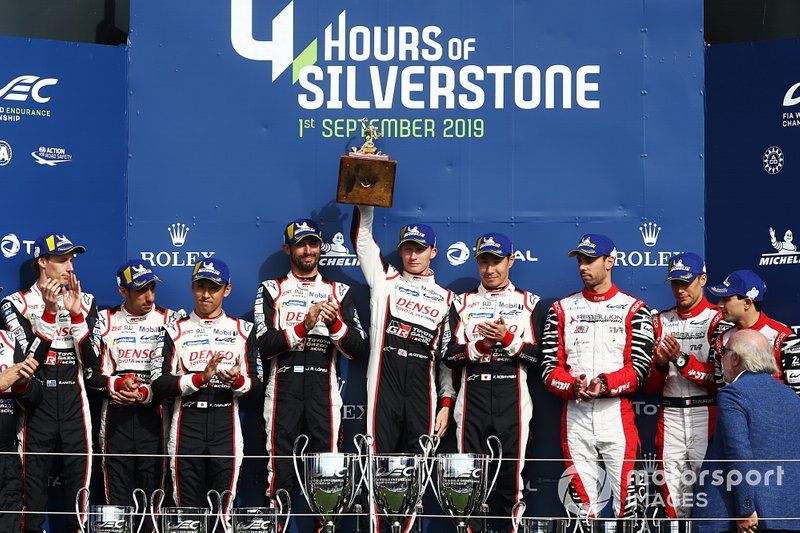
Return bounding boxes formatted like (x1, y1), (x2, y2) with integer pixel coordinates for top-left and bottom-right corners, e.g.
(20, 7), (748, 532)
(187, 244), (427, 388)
(694, 329), (800, 532)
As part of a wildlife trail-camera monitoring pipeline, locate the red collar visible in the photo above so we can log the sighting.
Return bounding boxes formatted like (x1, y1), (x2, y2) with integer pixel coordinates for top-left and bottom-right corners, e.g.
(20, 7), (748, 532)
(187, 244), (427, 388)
(582, 285), (619, 302)
(741, 312), (768, 331)
(676, 297), (714, 320)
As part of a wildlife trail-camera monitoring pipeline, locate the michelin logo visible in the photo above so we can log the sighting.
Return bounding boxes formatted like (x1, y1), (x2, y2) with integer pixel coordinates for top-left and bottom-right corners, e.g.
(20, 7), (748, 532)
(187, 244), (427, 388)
(760, 227), (800, 266)
(320, 232), (360, 267)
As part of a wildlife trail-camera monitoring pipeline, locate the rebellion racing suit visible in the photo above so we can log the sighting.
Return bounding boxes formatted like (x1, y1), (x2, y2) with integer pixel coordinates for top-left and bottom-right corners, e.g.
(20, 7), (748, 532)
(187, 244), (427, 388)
(254, 271), (366, 502)
(79, 305), (182, 509)
(541, 286), (654, 518)
(714, 312), (800, 394)
(0, 324), (53, 531)
(642, 298), (728, 518)
(351, 205), (455, 453)
(443, 283), (543, 524)
(152, 311), (259, 512)
(0, 285), (100, 532)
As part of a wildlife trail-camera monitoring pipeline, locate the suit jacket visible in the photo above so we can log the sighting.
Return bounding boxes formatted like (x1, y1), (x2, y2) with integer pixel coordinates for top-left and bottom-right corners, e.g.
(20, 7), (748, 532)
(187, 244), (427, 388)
(694, 371), (800, 531)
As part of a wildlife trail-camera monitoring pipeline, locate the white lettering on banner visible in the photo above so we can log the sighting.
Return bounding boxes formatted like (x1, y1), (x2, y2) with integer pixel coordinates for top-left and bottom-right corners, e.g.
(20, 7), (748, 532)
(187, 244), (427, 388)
(231, 1), (602, 111)
(139, 222), (217, 268)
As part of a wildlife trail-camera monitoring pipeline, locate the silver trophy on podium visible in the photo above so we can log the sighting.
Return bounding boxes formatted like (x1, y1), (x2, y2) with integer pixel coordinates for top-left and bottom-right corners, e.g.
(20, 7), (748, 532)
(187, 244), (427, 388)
(230, 488), (291, 533)
(293, 433), (367, 533)
(149, 488), (211, 533)
(76, 487), (149, 533)
(430, 435), (503, 533)
(365, 434), (440, 533)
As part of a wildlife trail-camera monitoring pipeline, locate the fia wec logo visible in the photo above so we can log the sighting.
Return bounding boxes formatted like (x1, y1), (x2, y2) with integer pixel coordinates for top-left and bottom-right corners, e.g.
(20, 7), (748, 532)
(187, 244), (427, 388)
(0, 75), (58, 103)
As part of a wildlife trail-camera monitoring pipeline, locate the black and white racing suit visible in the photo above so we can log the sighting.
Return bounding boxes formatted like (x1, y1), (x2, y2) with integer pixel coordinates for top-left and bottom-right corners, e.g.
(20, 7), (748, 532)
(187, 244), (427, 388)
(0, 325), (52, 531)
(254, 271), (366, 503)
(351, 206), (455, 453)
(541, 286), (654, 518)
(444, 283), (542, 525)
(80, 305), (182, 511)
(152, 312), (259, 513)
(643, 298), (727, 518)
(0, 285), (100, 532)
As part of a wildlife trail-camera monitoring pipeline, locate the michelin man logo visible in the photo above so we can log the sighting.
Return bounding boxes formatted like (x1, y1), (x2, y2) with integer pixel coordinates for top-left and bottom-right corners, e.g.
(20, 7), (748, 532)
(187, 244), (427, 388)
(746, 287), (760, 300)
(320, 232), (360, 267)
(670, 259), (688, 271)
(580, 237), (595, 248)
(199, 262), (220, 275)
(403, 226), (424, 238)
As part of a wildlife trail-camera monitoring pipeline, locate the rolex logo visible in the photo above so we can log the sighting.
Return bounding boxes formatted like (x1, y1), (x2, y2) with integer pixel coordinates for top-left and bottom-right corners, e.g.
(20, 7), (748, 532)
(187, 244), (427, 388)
(168, 223), (190, 248)
(639, 222), (661, 247)
(641, 452), (658, 477)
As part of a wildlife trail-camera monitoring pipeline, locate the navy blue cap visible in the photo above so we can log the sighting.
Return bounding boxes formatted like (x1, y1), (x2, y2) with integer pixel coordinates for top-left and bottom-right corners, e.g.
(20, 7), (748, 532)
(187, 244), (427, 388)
(32, 233), (86, 259)
(474, 232), (513, 258)
(191, 259), (230, 286)
(117, 260), (161, 289)
(666, 252), (706, 282)
(284, 219), (322, 245)
(398, 224), (436, 248)
(568, 234), (616, 258)
(708, 270), (766, 302)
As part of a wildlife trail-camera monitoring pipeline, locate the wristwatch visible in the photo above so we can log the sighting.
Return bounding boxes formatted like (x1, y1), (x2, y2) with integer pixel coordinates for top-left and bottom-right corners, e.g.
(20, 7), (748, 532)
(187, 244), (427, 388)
(674, 352), (689, 370)
(598, 376), (608, 395)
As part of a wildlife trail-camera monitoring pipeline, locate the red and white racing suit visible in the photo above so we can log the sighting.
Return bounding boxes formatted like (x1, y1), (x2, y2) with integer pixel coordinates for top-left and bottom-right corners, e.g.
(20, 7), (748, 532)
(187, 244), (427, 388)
(82, 305), (182, 509)
(714, 312), (800, 394)
(444, 283), (542, 524)
(541, 286), (654, 518)
(351, 205), (455, 453)
(643, 298), (728, 518)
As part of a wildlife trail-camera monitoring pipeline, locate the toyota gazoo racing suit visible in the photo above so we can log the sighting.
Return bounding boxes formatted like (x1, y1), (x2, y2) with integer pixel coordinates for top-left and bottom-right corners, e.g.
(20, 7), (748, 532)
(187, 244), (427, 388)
(714, 312), (800, 394)
(79, 305), (183, 510)
(152, 312), (259, 513)
(541, 286), (654, 518)
(0, 323), (53, 531)
(642, 298), (729, 518)
(0, 285), (101, 532)
(351, 205), (455, 453)
(443, 283), (543, 525)
(254, 271), (367, 503)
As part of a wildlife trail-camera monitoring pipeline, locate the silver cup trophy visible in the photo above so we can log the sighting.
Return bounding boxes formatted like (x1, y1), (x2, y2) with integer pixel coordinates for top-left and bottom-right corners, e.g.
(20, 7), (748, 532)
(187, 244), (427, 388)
(512, 501), (556, 533)
(150, 488), (211, 533)
(76, 487), (147, 533)
(230, 488), (291, 533)
(366, 434), (440, 533)
(430, 435), (502, 533)
(293, 434), (366, 533)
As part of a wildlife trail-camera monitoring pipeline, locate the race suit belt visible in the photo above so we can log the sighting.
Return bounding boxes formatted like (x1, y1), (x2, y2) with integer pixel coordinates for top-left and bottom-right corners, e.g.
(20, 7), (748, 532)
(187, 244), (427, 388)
(660, 396), (716, 408)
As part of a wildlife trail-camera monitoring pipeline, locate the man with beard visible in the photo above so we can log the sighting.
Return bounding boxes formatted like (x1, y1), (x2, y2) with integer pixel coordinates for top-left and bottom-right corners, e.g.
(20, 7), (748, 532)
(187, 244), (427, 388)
(541, 234), (654, 519)
(0, 233), (101, 532)
(78, 260), (182, 526)
(254, 219), (366, 509)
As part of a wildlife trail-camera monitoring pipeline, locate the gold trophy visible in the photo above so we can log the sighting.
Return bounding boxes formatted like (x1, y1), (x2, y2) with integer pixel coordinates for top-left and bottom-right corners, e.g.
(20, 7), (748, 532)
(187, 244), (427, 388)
(337, 118), (397, 208)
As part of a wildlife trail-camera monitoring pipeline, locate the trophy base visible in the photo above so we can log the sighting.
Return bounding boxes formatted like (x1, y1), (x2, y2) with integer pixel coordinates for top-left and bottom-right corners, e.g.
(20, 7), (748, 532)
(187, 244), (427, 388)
(337, 153), (396, 208)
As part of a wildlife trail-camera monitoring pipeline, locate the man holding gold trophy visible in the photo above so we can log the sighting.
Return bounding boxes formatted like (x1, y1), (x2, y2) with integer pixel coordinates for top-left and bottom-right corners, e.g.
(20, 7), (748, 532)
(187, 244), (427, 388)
(339, 119), (455, 531)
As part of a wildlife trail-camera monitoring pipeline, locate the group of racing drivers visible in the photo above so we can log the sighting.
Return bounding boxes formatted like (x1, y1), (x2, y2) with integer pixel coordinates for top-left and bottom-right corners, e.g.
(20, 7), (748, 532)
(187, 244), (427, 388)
(0, 204), (796, 533)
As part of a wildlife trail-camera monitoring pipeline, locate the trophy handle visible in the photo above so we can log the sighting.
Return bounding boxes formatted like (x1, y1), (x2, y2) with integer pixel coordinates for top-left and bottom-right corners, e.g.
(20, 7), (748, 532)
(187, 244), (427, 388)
(132, 488), (147, 533)
(511, 500), (526, 532)
(220, 489), (233, 532)
(150, 488), (165, 533)
(275, 488), (292, 533)
(418, 434), (440, 491)
(207, 489), (232, 533)
(485, 435), (503, 506)
(353, 433), (374, 533)
(75, 486), (90, 533)
(292, 434), (312, 509)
